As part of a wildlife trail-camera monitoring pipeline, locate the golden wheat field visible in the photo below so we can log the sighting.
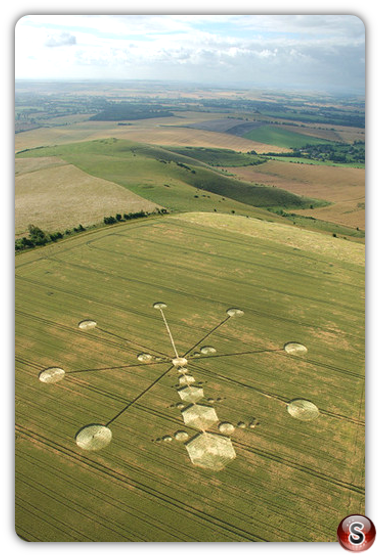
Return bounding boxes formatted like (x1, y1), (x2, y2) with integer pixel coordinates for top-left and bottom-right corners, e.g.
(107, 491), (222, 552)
(15, 157), (160, 235)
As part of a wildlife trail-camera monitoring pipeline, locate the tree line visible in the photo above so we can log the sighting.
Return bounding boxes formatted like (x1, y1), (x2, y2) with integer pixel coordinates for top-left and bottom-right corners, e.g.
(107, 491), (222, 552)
(15, 209), (169, 252)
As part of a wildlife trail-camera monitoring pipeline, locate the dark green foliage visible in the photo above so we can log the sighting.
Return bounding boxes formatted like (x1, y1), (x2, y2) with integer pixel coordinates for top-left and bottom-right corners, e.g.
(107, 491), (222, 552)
(16, 223), (87, 252)
(89, 102), (174, 121)
(270, 141), (365, 165)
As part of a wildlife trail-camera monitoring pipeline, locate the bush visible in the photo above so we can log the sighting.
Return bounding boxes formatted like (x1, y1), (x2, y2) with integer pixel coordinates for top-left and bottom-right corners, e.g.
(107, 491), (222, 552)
(49, 232), (63, 242)
(104, 216), (117, 225)
(15, 237), (34, 251)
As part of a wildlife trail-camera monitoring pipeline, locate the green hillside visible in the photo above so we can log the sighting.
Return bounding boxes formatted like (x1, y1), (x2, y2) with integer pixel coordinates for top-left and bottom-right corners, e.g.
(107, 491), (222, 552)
(16, 139), (326, 213)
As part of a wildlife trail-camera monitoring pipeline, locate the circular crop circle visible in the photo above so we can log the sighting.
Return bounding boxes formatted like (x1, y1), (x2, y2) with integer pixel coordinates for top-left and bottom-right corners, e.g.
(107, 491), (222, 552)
(39, 367), (65, 383)
(287, 399), (319, 421)
(75, 425), (112, 451)
(200, 346), (216, 355)
(284, 342), (308, 355)
(237, 421), (247, 429)
(174, 431), (189, 442)
(153, 302), (167, 309)
(162, 435), (172, 442)
(218, 422), (235, 435)
(172, 357), (188, 367)
(78, 320), (97, 330)
(227, 308), (244, 317)
(137, 353), (153, 362)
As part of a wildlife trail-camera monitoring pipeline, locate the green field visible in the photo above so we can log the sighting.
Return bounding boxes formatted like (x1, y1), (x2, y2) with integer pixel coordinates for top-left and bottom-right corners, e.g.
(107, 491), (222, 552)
(243, 125), (331, 149)
(15, 212), (365, 542)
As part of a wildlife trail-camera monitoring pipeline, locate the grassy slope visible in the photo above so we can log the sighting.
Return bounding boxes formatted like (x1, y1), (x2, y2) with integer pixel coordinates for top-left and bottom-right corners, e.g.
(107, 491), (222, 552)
(162, 146), (266, 166)
(15, 213), (364, 542)
(16, 138), (327, 214)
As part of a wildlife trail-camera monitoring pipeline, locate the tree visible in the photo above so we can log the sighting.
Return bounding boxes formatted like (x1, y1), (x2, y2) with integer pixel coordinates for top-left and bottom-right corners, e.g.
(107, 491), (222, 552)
(28, 224), (49, 246)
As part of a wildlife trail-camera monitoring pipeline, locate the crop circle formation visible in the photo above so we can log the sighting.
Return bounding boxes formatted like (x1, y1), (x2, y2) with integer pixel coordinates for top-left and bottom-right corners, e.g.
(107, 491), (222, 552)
(284, 342), (308, 355)
(78, 320), (97, 330)
(287, 399), (320, 421)
(39, 367), (66, 383)
(38, 302), (315, 467)
(75, 425), (113, 451)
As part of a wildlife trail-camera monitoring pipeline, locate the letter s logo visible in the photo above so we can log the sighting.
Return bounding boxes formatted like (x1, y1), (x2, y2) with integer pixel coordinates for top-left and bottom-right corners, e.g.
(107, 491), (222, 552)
(349, 522), (365, 545)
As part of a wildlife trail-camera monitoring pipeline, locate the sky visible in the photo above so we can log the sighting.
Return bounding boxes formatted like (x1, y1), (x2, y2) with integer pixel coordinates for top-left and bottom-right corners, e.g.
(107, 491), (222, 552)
(15, 14), (365, 94)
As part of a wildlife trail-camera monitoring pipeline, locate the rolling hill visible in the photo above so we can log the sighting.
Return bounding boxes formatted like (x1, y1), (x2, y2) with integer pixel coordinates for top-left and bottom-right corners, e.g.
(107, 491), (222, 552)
(16, 139), (327, 222)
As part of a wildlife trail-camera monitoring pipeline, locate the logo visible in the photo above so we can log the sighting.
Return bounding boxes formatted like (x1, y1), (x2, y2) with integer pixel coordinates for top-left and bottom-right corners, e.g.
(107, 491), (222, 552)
(337, 515), (376, 551)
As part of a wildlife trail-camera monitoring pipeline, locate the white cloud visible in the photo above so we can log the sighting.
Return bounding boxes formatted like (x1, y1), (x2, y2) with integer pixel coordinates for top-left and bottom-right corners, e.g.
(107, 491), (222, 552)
(44, 32), (76, 47)
(257, 49), (277, 59)
(233, 14), (365, 38)
(14, 15), (365, 93)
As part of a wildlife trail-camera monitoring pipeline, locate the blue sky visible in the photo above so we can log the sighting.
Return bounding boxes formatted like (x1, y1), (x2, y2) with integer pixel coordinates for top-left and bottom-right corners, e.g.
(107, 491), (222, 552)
(15, 15), (365, 93)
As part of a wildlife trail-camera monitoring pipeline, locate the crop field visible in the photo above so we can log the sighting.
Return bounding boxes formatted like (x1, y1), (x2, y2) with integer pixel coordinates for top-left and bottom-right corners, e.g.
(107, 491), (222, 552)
(15, 212), (364, 542)
(242, 125), (332, 149)
(15, 156), (160, 235)
(226, 160), (365, 230)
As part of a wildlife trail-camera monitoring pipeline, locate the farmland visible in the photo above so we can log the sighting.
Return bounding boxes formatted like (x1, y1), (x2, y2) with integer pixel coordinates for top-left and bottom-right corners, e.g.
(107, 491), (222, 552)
(16, 137), (366, 242)
(15, 213), (364, 542)
(15, 81), (365, 543)
(15, 116), (287, 155)
(226, 160), (365, 230)
(16, 139), (326, 232)
(242, 125), (332, 149)
(15, 82), (365, 241)
(15, 156), (160, 236)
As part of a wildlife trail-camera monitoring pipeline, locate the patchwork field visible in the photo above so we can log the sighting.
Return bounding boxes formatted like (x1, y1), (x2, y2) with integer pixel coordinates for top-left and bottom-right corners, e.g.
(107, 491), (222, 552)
(15, 212), (365, 542)
(15, 114), (288, 154)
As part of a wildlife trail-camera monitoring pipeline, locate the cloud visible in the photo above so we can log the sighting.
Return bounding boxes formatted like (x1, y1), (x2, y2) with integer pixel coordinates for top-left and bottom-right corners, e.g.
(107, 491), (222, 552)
(44, 32), (77, 48)
(233, 14), (365, 39)
(15, 15), (365, 93)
